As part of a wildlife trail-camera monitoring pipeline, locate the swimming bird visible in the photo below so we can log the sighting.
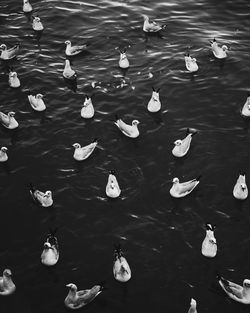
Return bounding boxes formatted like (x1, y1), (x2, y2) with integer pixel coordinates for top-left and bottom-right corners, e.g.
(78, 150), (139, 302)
(119, 49), (129, 69)
(8, 71), (20, 88)
(210, 38), (228, 59)
(65, 40), (87, 56)
(23, 0), (33, 13)
(0, 147), (8, 162)
(28, 93), (46, 111)
(241, 93), (250, 117)
(32, 16), (44, 31)
(0, 269), (16, 296)
(201, 223), (217, 258)
(0, 43), (19, 60)
(106, 172), (121, 198)
(0, 111), (18, 129)
(64, 283), (104, 309)
(147, 87), (161, 112)
(170, 175), (201, 198)
(113, 244), (131, 282)
(184, 53), (198, 72)
(63, 59), (76, 80)
(72, 139), (98, 161)
(143, 15), (167, 32)
(41, 229), (59, 266)
(114, 116), (140, 138)
(188, 298), (197, 313)
(233, 173), (248, 200)
(172, 128), (197, 158)
(29, 183), (53, 207)
(217, 274), (250, 304)
(80, 95), (94, 119)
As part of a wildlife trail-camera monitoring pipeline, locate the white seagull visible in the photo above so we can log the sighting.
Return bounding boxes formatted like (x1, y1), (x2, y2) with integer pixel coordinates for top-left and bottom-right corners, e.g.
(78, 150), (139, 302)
(72, 139), (98, 161)
(217, 274), (250, 304)
(63, 59), (76, 80)
(233, 173), (248, 200)
(8, 71), (20, 88)
(0, 269), (16, 296)
(28, 93), (46, 111)
(142, 15), (167, 32)
(23, 0), (33, 13)
(113, 244), (131, 282)
(41, 229), (59, 266)
(201, 223), (217, 258)
(29, 183), (53, 207)
(65, 40), (87, 56)
(147, 87), (161, 112)
(119, 49), (129, 69)
(170, 176), (201, 198)
(210, 38), (228, 59)
(172, 128), (197, 158)
(106, 172), (121, 198)
(0, 111), (19, 129)
(64, 283), (104, 309)
(188, 298), (197, 313)
(114, 116), (140, 138)
(32, 16), (44, 31)
(81, 95), (94, 119)
(241, 93), (250, 117)
(184, 54), (198, 73)
(0, 43), (19, 60)
(0, 147), (8, 162)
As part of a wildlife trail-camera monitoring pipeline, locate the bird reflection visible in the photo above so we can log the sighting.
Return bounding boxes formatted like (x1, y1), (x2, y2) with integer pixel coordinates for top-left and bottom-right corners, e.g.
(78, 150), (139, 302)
(147, 111), (163, 125)
(0, 161), (11, 175)
(64, 77), (77, 92)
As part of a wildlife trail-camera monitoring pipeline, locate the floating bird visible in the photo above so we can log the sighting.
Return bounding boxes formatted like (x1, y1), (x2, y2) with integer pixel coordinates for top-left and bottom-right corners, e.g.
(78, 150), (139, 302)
(65, 40), (87, 56)
(0, 43), (19, 60)
(172, 128), (197, 158)
(147, 87), (161, 112)
(188, 298), (197, 313)
(29, 183), (53, 207)
(41, 229), (59, 266)
(28, 93), (46, 111)
(80, 95), (94, 119)
(201, 223), (217, 258)
(0, 111), (18, 129)
(170, 175), (201, 198)
(241, 93), (250, 117)
(23, 0), (33, 13)
(0, 147), (8, 162)
(184, 53), (198, 72)
(233, 173), (248, 200)
(32, 16), (44, 31)
(119, 49), (129, 69)
(8, 71), (20, 88)
(63, 59), (76, 80)
(0, 269), (16, 296)
(113, 244), (131, 282)
(72, 139), (98, 161)
(142, 15), (167, 32)
(217, 274), (250, 304)
(210, 38), (228, 59)
(106, 172), (121, 198)
(114, 116), (140, 138)
(64, 282), (104, 309)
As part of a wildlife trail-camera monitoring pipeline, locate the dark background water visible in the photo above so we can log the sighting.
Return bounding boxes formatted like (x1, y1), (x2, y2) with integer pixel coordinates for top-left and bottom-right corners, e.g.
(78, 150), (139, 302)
(1, 0), (250, 312)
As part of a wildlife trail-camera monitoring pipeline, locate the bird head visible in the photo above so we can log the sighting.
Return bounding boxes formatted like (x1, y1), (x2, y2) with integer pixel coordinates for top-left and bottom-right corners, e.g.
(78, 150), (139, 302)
(1, 147), (8, 153)
(33, 16), (41, 22)
(3, 269), (12, 277)
(73, 143), (81, 149)
(44, 242), (52, 249)
(10, 71), (17, 78)
(174, 139), (182, 146)
(222, 45), (228, 51)
(132, 120), (140, 126)
(45, 191), (52, 197)
(36, 94), (43, 99)
(65, 40), (71, 45)
(172, 177), (179, 184)
(66, 283), (77, 291)
(243, 279), (250, 289)
(8, 112), (15, 117)
(190, 298), (197, 307)
(0, 44), (7, 50)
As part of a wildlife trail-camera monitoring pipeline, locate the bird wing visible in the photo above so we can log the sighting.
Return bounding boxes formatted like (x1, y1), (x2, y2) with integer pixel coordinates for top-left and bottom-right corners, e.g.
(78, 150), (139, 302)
(220, 278), (243, 299)
(7, 45), (19, 58)
(178, 180), (198, 193)
(0, 112), (9, 126)
(115, 119), (132, 135)
(70, 45), (86, 54)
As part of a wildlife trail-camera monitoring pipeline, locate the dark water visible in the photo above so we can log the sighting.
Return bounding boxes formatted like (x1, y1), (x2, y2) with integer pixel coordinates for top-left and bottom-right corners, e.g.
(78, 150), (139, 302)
(1, 0), (250, 312)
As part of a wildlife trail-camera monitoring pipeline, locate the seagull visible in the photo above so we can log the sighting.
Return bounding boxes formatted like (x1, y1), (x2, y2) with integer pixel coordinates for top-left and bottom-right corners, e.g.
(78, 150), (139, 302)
(64, 283), (104, 309)
(41, 229), (59, 266)
(172, 128), (197, 158)
(188, 298), (197, 313)
(241, 93), (250, 117)
(63, 59), (76, 80)
(184, 53), (198, 72)
(119, 49), (129, 69)
(0, 111), (19, 129)
(147, 87), (161, 112)
(113, 244), (131, 282)
(0, 43), (19, 60)
(114, 116), (140, 138)
(8, 71), (20, 88)
(233, 173), (248, 200)
(201, 223), (217, 258)
(142, 15), (167, 32)
(80, 95), (94, 119)
(170, 175), (201, 198)
(106, 172), (121, 198)
(23, 0), (33, 13)
(72, 139), (98, 161)
(32, 16), (44, 31)
(0, 269), (16, 296)
(210, 38), (228, 59)
(28, 93), (46, 111)
(29, 183), (53, 207)
(0, 147), (8, 162)
(217, 274), (250, 304)
(65, 40), (87, 56)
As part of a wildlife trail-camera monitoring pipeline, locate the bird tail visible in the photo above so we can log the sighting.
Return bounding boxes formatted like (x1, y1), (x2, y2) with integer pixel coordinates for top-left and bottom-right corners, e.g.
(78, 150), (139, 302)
(206, 223), (216, 231)
(98, 280), (107, 291)
(239, 170), (246, 176)
(114, 243), (122, 259)
(92, 138), (99, 144)
(186, 128), (198, 137)
(161, 24), (168, 30)
(29, 182), (36, 193)
(195, 175), (202, 182)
